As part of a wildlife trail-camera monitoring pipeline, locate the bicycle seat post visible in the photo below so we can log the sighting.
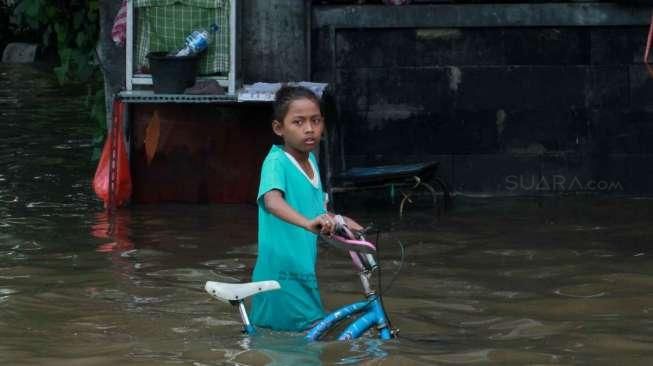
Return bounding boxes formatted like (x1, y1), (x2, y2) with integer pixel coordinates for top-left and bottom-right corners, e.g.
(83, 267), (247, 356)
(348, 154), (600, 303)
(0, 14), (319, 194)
(229, 300), (253, 334)
(205, 280), (280, 335)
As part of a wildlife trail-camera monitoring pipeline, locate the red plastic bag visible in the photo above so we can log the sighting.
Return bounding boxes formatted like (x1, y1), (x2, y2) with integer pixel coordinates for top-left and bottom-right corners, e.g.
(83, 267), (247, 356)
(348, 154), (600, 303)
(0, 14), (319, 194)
(93, 100), (132, 208)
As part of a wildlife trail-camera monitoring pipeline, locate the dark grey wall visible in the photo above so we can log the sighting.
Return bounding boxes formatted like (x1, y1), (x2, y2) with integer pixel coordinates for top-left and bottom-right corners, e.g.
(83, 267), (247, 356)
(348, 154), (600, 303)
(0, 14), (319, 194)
(240, 0), (309, 82)
(98, 0), (126, 128)
(312, 2), (653, 195)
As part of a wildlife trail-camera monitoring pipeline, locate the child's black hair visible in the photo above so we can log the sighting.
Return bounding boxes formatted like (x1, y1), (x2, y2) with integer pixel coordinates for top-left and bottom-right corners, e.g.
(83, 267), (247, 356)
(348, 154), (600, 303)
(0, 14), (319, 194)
(273, 85), (321, 123)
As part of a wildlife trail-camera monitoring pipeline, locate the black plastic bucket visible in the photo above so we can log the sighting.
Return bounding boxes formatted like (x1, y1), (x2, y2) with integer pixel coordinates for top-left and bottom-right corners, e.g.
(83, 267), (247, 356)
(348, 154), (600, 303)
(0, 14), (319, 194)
(146, 51), (199, 94)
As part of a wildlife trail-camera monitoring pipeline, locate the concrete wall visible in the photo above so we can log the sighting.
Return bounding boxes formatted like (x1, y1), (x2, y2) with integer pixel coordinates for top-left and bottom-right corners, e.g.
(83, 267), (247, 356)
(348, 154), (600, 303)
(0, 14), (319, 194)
(311, 2), (653, 195)
(240, 0), (309, 82)
(99, 0), (127, 128)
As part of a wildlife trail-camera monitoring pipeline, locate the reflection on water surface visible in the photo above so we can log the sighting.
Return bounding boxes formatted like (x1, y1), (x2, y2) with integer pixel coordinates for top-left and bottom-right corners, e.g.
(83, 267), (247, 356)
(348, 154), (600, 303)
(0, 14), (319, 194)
(2, 63), (653, 365)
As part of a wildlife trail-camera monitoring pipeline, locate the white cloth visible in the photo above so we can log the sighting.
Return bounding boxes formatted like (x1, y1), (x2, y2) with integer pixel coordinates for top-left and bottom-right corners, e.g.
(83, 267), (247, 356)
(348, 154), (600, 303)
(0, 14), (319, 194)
(284, 152), (320, 189)
(238, 82), (328, 102)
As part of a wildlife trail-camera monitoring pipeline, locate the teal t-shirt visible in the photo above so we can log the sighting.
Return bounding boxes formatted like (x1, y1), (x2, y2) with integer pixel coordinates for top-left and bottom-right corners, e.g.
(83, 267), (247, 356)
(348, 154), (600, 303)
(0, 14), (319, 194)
(250, 145), (326, 332)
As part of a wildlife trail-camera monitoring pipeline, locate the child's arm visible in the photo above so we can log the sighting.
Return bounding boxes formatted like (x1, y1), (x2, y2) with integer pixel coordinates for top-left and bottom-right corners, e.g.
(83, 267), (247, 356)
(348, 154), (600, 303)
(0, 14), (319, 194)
(264, 190), (334, 234)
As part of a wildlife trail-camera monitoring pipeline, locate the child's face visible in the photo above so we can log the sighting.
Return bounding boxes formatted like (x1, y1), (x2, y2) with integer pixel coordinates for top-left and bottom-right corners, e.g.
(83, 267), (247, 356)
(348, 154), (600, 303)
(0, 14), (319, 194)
(273, 98), (324, 154)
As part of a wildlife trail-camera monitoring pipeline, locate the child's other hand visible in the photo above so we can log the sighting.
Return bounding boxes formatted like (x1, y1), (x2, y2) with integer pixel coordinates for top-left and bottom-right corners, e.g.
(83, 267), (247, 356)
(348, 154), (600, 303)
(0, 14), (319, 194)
(343, 216), (364, 232)
(306, 214), (335, 235)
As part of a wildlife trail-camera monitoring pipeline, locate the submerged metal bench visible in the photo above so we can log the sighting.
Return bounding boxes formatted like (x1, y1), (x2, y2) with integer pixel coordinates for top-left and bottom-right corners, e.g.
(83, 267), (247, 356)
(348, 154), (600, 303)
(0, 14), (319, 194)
(329, 161), (451, 219)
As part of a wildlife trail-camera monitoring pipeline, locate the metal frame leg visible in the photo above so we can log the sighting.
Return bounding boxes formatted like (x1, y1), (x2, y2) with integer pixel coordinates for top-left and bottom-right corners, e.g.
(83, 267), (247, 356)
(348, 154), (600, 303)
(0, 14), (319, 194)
(399, 176), (446, 219)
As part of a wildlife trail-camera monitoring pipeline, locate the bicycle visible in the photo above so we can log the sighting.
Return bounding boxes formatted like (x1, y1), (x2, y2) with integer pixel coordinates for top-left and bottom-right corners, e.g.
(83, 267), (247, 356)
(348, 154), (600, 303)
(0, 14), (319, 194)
(205, 220), (399, 341)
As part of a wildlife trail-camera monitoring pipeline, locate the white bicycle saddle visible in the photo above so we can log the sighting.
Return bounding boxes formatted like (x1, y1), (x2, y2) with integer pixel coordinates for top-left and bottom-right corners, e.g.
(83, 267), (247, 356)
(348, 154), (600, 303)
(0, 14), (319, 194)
(205, 280), (281, 302)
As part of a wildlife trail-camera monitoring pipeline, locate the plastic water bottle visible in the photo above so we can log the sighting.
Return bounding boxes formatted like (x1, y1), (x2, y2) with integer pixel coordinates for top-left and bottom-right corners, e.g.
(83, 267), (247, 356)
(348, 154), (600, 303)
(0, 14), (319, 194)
(171, 24), (219, 57)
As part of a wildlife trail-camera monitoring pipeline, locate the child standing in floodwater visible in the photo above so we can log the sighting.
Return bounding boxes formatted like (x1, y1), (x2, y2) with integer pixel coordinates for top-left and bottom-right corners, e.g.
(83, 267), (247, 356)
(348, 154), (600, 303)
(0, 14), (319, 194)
(250, 85), (362, 332)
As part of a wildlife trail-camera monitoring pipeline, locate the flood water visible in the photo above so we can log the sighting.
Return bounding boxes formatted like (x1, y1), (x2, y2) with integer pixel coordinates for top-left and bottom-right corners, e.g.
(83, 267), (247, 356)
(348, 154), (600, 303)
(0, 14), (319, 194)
(2, 63), (653, 365)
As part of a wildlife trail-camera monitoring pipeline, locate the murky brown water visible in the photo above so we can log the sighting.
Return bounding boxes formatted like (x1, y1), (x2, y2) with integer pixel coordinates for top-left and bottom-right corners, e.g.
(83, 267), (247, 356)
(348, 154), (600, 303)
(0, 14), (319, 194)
(2, 63), (653, 365)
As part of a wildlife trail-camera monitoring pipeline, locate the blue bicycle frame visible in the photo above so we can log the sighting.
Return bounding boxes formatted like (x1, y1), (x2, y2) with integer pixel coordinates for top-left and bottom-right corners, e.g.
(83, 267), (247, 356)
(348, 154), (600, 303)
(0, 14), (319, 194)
(306, 295), (392, 341)
(206, 229), (396, 341)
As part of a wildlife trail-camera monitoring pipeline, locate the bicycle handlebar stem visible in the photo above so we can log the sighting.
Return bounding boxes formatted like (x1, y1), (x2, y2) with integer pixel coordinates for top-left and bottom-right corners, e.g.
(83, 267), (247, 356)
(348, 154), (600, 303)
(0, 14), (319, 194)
(359, 270), (375, 297)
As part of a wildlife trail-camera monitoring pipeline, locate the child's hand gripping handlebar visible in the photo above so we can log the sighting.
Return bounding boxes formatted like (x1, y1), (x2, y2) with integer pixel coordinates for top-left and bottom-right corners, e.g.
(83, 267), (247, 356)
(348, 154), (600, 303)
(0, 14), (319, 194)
(320, 215), (377, 271)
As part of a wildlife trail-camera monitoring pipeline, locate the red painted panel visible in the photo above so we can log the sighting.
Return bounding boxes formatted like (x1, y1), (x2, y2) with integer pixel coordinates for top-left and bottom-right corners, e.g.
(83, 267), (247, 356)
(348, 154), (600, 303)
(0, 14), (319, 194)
(130, 103), (279, 204)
